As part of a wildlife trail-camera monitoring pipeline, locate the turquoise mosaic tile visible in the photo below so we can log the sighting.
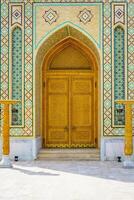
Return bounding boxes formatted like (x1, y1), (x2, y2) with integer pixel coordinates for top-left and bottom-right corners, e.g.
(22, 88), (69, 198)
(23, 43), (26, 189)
(12, 27), (22, 125)
(114, 26), (125, 126)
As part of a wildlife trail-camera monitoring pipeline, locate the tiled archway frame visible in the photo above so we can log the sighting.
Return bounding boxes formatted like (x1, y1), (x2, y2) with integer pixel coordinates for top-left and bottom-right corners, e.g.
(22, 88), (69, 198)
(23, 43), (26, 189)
(34, 23), (101, 138)
(0, 0), (134, 137)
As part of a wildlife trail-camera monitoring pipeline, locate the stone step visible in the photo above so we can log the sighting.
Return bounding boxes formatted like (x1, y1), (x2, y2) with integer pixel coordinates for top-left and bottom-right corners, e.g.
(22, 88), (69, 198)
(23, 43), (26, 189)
(37, 148), (100, 161)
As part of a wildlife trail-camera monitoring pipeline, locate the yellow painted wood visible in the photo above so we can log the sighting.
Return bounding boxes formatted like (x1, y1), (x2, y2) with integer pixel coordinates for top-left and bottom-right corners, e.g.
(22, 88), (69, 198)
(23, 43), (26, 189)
(3, 104), (10, 155)
(0, 100), (20, 155)
(46, 77), (69, 146)
(0, 100), (20, 104)
(50, 45), (92, 70)
(45, 75), (95, 148)
(71, 77), (94, 147)
(116, 100), (134, 155)
(42, 37), (98, 148)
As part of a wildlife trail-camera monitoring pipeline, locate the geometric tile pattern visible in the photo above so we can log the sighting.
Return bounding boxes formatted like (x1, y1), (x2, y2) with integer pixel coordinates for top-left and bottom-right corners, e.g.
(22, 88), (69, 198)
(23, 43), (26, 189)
(114, 26), (125, 126)
(128, 3), (134, 132)
(11, 5), (22, 26)
(78, 9), (93, 24)
(0, 0), (133, 137)
(1, 1), (9, 100)
(22, 1), (33, 136)
(103, 3), (114, 135)
(42, 9), (58, 25)
(114, 5), (125, 25)
(12, 27), (22, 125)
(10, 1), (33, 136)
(0, 1), (9, 134)
(128, 3), (134, 100)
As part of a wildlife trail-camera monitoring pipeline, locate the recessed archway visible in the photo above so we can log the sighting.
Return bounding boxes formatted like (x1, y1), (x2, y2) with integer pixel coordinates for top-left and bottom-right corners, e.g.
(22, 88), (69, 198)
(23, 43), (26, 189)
(34, 24), (100, 148)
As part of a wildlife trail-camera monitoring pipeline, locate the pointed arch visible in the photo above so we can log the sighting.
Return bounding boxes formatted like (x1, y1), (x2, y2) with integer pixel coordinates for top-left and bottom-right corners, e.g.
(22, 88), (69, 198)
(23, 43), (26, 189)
(43, 37), (98, 71)
(34, 25), (100, 143)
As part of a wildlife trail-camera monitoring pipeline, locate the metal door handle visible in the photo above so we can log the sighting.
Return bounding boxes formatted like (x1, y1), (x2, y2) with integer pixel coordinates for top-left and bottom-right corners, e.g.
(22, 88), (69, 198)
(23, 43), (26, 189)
(64, 126), (69, 131)
(72, 126), (76, 130)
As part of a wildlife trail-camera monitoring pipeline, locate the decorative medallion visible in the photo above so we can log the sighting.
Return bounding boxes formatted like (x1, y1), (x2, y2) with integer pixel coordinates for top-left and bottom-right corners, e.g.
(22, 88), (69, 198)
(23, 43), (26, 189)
(12, 9), (21, 20)
(42, 9), (58, 25)
(11, 5), (22, 26)
(115, 8), (124, 19)
(114, 5), (125, 25)
(78, 9), (93, 24)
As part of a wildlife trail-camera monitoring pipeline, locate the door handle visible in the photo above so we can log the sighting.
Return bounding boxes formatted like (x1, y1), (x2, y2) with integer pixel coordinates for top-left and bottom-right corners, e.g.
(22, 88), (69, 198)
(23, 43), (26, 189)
(64, 126), (69, 131)
(72, 126), (76, 130)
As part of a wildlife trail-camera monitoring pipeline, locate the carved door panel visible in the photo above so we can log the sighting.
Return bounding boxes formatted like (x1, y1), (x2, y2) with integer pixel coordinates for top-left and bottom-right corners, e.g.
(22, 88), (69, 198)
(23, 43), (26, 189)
(45, 75), (95, 148)
(71, 77), (94, 147)
(46, 77), (69, 147)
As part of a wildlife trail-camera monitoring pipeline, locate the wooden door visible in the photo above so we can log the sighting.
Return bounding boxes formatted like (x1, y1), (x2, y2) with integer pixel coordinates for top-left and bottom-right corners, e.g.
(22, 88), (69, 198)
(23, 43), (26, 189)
(46, 77), (69, 147)
(71, 76), (95, 147)
(45, 74), (95, 148)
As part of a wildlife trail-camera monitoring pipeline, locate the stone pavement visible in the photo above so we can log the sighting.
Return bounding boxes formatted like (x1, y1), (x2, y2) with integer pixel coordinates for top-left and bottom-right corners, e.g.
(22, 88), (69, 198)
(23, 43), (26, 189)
(0, 160), (134, 200)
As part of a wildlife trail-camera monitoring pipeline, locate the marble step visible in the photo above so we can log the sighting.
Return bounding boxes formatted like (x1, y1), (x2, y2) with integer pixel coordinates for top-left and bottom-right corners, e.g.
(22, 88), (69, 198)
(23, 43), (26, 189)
(37, 148), (100, 160)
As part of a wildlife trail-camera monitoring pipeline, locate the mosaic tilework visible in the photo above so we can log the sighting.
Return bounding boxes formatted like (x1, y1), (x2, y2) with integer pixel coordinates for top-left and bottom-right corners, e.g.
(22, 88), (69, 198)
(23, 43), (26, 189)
(1, 1), (9, 100)
(42, 8), (58, 25)
(12, 27), (22, 125)
(0, 1), (9, 134)
(114, 4), (125, 25)
(10, 1), (33, 136)
(128, 2), (134, 132)
(11, 5), (22, 26)
(23, 1), (33, 136)
(114, 26), (125, 126)
(0, 0), (133, 137)
(103, 3), (113, 135)
(128, 3), (134, 100)
(33, 0), (101, 2)
(78, 8), (93, 24)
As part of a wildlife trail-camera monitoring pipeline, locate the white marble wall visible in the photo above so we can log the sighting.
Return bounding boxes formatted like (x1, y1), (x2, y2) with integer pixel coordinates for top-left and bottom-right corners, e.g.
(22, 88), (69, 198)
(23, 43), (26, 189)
(0, 137), (42, 161)
(101, 137), (134, 161)
(0, 137), (134, 161)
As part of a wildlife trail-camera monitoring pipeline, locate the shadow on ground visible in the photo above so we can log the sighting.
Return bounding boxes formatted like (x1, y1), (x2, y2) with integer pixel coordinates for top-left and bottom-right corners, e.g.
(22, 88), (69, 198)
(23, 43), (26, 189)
(12, 160), (134, 183)
(13, 166), (60, 176)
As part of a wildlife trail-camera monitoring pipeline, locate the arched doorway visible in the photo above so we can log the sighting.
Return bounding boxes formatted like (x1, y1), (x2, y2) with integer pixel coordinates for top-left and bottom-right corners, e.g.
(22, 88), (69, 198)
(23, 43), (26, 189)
(42, 37), (98, 148)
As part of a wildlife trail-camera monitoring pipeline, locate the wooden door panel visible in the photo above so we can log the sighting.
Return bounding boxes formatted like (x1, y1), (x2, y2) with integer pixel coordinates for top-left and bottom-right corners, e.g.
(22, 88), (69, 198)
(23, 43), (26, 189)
(46, 78), (69, 147)
(72, 95), (91, 126)
(48, 94), (68, 127)
(71, 129), (92, 144)
(48, 128), (69, 144)
(71, 77), (94, 147)
(45, 75), (95, 148)
(48, 79), (68, 93)
(72, 79), (92, 93)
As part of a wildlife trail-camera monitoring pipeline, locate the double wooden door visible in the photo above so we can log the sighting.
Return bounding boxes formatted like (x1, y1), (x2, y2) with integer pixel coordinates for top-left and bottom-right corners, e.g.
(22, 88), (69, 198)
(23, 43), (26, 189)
(44, 74), (96, 148)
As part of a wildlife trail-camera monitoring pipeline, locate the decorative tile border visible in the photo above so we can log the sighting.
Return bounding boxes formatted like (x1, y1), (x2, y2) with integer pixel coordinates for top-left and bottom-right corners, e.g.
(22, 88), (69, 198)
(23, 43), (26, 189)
(23, 1), (33, 136)
(0, 1), (9, 134)
(0, 0), (133, 137)
(103, 2), (113, 135)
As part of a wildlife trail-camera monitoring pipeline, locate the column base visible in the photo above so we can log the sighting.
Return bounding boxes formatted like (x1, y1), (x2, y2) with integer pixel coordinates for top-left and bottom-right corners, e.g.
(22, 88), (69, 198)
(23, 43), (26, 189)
(123, 156), (134, 168)
(0, 155), (12, 168)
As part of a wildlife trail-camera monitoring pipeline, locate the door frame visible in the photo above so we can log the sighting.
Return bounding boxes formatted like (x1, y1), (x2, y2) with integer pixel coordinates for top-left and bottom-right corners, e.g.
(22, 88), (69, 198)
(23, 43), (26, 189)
(42, 37), (99, 148)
